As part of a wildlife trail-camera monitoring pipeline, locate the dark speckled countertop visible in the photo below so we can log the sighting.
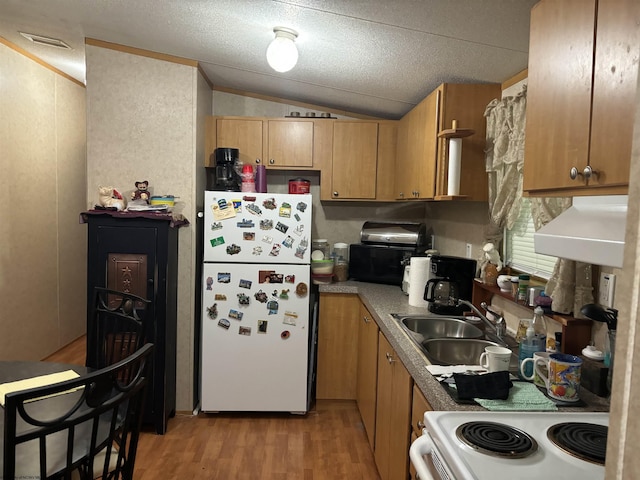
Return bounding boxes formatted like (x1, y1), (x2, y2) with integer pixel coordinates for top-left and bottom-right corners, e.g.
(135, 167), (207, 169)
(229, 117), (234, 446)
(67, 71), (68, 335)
(319, 280), (610, 412)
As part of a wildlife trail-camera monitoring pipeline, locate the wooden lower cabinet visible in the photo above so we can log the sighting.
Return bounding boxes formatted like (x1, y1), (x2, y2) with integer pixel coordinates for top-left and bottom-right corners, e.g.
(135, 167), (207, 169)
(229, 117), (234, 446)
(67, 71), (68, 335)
(410, 385), (433, 480)
(316, 293), (360, 399)
(375, 333), (413, 480)
(356, 302), (379, 449)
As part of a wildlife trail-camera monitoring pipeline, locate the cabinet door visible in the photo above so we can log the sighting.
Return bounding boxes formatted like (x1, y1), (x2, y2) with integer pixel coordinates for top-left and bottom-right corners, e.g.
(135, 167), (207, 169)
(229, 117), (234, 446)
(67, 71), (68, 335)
(331, 121), (379, 199)
(375, 333), (413, 480)
(266, 120), (314, 168)
(589, 0), (639, 189)
(523, 0), (596, 192)
(316, 293), (360, 399)
(356, 302), (379, 450)
(395, 90), (439, 200)
(215, 118), (264, 165)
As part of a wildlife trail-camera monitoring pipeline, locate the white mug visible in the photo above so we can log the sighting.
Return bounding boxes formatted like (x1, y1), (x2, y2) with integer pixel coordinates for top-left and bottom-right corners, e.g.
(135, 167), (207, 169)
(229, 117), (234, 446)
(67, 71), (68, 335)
(520, 351), (551, 387)
(479, 346), (512, 373)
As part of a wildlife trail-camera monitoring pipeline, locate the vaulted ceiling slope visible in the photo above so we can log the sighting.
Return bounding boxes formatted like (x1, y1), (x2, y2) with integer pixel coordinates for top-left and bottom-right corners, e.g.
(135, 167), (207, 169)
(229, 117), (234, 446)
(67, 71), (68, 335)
(0, 0), (537, 119)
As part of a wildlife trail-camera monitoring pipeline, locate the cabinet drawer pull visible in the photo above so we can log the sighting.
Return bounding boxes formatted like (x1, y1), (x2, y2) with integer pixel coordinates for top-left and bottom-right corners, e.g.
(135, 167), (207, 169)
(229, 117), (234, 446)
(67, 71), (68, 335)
(386, 352), (395, 363)
(255, 158), (261, 164)
(333, 191), (339, 197)
(269, 158), (275, 165)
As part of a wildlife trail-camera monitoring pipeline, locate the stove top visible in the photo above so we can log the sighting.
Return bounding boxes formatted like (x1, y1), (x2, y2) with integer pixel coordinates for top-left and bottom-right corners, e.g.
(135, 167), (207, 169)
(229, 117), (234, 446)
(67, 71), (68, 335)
(423, 411), (608, 479)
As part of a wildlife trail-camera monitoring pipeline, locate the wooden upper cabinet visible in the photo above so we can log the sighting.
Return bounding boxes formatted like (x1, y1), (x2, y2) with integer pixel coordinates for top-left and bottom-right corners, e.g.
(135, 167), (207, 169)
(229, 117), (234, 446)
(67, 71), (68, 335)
(265, 119), (314, 168)
(212, 118), (264, 166)
(331, 121), (379, 200)
(395, 83), (499, 201)
(523, 0), (638, 195)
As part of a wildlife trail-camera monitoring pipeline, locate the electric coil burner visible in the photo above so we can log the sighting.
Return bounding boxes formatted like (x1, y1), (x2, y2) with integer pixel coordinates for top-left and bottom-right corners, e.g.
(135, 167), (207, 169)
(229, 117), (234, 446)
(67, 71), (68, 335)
(547, 422), (608, 465)
(456, 421), (538, 458)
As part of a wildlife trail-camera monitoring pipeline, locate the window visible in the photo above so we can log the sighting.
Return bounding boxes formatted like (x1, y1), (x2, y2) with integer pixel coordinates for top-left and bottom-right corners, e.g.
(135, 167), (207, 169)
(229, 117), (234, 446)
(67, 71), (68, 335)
(504, 198), (557, 279)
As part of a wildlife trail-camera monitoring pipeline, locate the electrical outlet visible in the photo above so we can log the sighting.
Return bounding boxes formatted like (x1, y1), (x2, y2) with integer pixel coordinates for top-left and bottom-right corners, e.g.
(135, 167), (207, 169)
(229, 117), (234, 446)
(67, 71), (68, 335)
(598, 273), (616, 308)
(465, 243), (472, 259)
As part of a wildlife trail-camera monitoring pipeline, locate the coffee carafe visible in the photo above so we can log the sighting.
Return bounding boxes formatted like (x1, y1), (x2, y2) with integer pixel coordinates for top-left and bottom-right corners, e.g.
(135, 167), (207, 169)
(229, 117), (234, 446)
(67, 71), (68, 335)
(424, 278), (460, 314)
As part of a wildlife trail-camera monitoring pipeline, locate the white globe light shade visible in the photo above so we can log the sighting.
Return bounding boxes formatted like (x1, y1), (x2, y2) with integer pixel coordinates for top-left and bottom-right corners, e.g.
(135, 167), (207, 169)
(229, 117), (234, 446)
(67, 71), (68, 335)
(266, 28), (299, 73)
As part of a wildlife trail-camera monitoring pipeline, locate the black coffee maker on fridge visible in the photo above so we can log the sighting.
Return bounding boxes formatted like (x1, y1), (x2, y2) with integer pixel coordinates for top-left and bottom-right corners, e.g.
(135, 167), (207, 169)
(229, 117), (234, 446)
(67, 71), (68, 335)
(206, 147), (240, 191)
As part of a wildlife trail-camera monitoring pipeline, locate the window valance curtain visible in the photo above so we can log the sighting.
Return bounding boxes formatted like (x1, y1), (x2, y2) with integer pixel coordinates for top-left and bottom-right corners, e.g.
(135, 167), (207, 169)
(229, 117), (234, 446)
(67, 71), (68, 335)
(484, 86), (593, 315)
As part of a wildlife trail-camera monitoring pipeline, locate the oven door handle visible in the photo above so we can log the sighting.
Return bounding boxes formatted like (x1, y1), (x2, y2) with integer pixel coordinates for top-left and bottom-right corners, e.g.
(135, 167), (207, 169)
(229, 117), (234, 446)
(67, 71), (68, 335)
(409, 433), (437, 480)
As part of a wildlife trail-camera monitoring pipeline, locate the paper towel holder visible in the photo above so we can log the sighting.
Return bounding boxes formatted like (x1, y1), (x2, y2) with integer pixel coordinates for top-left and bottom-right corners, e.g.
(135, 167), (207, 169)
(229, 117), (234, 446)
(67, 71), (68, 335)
(437, 120), (475, 199)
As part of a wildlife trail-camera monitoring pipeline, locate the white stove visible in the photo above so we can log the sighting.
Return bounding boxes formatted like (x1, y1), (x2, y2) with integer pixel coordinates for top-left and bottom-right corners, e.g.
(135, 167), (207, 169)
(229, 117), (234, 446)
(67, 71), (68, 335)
(410, 411), (608, 480)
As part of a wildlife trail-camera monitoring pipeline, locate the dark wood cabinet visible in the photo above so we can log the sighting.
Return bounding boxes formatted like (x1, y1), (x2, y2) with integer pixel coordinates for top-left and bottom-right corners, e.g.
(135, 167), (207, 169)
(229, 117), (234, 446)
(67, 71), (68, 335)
(83, 211), (184, 434)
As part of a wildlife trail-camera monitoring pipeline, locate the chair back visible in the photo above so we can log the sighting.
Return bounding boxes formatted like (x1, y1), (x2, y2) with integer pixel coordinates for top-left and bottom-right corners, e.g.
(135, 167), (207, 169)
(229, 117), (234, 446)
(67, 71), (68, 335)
(3, 343), (154, 480)
(88, 287), (151, 373)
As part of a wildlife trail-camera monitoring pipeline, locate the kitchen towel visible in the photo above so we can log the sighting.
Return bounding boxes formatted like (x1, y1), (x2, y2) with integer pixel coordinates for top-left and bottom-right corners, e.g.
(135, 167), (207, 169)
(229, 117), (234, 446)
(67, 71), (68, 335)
(408, 256), (430, 307)
(473, 381), (558, 411)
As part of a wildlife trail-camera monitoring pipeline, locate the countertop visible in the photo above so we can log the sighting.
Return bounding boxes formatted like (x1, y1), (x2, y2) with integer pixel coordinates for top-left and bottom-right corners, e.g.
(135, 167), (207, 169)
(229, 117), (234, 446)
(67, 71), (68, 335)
(318, 281), (610, 412)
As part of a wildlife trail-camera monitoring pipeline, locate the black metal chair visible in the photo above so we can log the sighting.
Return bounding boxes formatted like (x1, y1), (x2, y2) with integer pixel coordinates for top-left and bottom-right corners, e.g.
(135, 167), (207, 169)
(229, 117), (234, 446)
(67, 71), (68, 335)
(87, 287), (151, 373)
(3, 343), (154, 480)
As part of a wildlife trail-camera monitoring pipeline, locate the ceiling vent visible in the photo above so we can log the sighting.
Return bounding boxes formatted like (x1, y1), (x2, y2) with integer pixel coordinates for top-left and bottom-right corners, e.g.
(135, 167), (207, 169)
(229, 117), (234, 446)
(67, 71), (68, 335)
(19, 32), (71, 49)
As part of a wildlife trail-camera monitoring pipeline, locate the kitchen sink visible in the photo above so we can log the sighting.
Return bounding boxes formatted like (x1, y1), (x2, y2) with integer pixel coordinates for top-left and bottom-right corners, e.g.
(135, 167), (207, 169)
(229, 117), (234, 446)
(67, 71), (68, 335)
(392, 314), (484, 342)
(392, 314), (519, 371)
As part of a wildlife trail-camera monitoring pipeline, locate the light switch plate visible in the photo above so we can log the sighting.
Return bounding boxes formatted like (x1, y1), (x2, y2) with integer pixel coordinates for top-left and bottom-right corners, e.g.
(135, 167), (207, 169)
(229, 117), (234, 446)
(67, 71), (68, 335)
(598, 273), (616, 308)
(465, 243), (472, 259)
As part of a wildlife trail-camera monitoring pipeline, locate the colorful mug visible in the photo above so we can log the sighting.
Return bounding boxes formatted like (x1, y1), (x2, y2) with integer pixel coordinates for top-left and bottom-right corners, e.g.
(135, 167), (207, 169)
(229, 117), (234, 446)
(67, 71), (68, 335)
(535, 353), (582, 402)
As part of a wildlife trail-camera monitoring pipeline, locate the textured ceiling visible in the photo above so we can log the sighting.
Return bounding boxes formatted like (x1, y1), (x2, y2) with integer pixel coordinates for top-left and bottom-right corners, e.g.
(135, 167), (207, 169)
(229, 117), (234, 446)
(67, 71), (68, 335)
(0, 0), (538, 119)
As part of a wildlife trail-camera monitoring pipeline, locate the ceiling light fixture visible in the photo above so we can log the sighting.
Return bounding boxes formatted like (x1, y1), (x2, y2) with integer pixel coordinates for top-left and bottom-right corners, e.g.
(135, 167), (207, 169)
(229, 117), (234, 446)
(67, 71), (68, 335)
(266, 27), (299, 73)
(19, 31), (71, 49)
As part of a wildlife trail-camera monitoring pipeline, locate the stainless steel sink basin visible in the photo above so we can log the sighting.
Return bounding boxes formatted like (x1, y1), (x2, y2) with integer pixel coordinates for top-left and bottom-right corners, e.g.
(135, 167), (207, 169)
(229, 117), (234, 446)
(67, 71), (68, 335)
(392, 315), (483, 341)
(422, 338), (520, 371)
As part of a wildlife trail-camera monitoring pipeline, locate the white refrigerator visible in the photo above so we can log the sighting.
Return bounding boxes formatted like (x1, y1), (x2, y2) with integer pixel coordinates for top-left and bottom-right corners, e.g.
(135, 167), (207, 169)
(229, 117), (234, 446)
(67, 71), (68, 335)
(201, 191), (314, 412)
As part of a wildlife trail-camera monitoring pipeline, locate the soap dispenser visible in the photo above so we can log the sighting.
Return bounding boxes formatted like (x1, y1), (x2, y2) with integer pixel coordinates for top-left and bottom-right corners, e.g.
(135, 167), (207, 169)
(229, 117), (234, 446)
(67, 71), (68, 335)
(518, 323), (542, 379)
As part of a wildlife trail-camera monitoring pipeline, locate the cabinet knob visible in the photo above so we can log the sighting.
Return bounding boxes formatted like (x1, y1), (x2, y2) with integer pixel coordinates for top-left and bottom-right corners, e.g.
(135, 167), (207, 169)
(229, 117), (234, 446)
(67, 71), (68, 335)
(583, 165), (598, 179)
(385, 352), (395, 364)
(255, 158), (261, 164)
(569, 167), (580, 180)
(269, 158), (275, 165)
(417, 420), (425, 429)
(333, 191), (339, 197)
(399, 192), (405, 198)
(362, 315), (371, 324)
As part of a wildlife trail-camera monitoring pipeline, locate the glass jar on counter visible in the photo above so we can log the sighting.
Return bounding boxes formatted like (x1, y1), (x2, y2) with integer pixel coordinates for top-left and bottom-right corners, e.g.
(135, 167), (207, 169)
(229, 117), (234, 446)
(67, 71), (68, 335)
(334, 258), (349, 282)
(311, 239), (330, 260)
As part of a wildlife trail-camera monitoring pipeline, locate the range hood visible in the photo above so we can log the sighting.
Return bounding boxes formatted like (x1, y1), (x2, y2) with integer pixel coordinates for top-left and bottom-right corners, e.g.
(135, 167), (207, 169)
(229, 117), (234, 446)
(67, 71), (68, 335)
(534, 195), (628, 268)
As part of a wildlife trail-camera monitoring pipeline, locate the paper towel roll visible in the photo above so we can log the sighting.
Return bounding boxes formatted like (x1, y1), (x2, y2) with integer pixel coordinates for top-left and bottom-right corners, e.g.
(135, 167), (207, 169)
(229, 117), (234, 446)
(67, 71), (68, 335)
(408, 257), (431, 307)
(447, 138), (462, 196)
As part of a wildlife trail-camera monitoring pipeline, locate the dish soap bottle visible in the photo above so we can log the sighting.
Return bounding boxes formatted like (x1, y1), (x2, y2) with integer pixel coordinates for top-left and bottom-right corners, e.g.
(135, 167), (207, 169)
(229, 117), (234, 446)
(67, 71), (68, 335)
(532, 306), (547, 352)
(518, 324), (540, 379)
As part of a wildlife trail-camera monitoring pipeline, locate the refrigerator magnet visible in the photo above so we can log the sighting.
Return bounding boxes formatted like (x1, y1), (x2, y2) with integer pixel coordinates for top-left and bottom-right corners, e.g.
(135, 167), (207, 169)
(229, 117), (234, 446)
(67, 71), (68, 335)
(269, 244), (282, 256)
(258, 270), (275, 283)
(279, 289), (290, 299)
(259, 219), (273, 230)
(237, 293), (250, 305)
(267, 300), (279, 314)
(232, 200), (242, 213)
(239, 326), (252, 336)
(239, 279), (252, 289)
(279, 203), (291, 218)
(282, 236), (295, 248)
(283, 312), (297, 326)
(275, 222), (289, 234)
(212, 198), (236, 220)
(246, 203), (262, 215)
(237, 218), (255, 228)
(294, 238), (309, 259)
(263, 198), (277, 210)
(294, 213), (301, 222)
(226, 244), (241, 255)
(206, 277), (213, 290)
(252, 246), (263, 255)
(258, 320), (268, 334)
(206, 303), (218, 319)
(281, 330), (291, 340)
(211, 222), (223, 231)
(217, 318), (230, 330)
(243, 232), (255, 241)
(295, 282), (308, 297)
(210, 236), (225, 247)
(214, 294), (227, 301)
(229, 309), (243, 320)
(217, 272), (231, 283)
(293, 225), (304, 236)
(254, 290), (268, 303)
(285, 275), (295, 283)
(242, 195), (256, 202)
(269, 273), (284, 283)
(296, 202), (308, 212)
(262, 235), (273, 244)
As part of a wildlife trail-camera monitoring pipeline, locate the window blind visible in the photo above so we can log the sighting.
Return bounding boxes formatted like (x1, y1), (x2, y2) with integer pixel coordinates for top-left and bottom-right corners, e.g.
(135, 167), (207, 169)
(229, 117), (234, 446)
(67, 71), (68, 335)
(504, 198), (557, 279)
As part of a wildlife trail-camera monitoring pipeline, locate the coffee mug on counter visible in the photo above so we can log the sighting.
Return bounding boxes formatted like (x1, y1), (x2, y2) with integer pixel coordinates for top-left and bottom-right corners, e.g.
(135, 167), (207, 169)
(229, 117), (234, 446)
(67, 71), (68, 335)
(535, 353), (582, 402)
(479, 346), (512, 373)
(520, 351), (551, 387)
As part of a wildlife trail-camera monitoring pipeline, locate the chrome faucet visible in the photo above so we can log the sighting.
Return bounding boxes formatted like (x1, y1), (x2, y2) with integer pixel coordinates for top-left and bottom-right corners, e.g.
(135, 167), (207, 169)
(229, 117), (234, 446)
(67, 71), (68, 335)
(456, 299), (510, 348)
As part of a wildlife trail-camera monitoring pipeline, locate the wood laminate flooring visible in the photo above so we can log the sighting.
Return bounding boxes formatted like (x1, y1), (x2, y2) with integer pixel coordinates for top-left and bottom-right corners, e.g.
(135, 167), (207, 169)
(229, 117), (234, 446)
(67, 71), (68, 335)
(44, 336), (381, 479)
